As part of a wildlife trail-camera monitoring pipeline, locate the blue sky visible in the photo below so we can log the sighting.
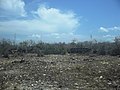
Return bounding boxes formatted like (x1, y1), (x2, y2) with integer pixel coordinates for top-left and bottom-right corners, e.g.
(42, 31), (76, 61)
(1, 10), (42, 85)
(0, 0), (120, 42)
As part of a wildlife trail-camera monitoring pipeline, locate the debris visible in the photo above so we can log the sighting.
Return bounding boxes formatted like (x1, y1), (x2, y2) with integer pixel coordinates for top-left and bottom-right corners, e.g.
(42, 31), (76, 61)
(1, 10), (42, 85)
(0, 54), (120, 89)
(74, 83), (78, 86)
(99, 76), (103, 79)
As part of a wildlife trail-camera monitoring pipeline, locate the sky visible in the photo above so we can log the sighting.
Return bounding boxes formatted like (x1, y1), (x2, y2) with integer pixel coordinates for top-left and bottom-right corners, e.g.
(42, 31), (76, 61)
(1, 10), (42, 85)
(0, 0), (120, 43)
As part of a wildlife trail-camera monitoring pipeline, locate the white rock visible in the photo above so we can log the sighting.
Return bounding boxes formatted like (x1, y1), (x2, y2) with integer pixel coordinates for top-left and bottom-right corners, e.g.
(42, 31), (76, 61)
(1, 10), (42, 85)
(31, 84), (34, 87)
(74, 83), (78, 86)
(99, 76), (103, 79)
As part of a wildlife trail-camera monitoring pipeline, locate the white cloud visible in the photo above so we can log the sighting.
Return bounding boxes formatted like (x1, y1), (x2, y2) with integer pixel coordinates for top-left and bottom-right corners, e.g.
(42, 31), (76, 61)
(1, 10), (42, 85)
(99, 26), (120, 33)
(33, 5), (80, 33)
(31, 34), (41, 38)
(103, 35), (114, 38)
(0, 0), (26, 17)
(99, 27), (109, 32)
(109, 26), (120, 31)
(0, 5), (80, 35)
(98, 26), (120, 41)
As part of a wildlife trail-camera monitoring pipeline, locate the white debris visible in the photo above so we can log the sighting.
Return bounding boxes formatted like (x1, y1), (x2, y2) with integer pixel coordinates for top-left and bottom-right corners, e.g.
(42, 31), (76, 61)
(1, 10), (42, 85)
(99, 76), (103, 79)
(43, 74), (46, 76)
(74, 83), (78, 86)
(31, 84), (34, 87)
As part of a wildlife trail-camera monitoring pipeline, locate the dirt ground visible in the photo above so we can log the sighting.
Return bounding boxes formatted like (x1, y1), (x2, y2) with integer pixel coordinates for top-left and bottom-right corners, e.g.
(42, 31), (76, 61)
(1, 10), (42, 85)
(0, 54), (120, 90)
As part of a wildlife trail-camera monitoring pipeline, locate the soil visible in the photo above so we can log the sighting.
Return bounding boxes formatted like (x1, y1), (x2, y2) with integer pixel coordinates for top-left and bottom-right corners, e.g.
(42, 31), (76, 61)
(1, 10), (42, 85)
(0, 54), (120, 90)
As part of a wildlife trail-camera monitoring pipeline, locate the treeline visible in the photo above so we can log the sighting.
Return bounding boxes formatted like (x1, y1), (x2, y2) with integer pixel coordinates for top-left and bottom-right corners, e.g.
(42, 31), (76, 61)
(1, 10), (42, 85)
(0, 36), (120, 58)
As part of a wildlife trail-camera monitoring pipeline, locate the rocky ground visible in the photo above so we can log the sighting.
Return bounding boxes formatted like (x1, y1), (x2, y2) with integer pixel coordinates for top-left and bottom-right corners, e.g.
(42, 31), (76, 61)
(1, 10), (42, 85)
(0, 54), (120, 90)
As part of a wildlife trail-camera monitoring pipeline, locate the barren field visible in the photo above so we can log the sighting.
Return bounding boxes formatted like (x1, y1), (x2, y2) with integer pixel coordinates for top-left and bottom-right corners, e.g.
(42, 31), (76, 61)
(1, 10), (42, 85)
(0, 54), (120, 90)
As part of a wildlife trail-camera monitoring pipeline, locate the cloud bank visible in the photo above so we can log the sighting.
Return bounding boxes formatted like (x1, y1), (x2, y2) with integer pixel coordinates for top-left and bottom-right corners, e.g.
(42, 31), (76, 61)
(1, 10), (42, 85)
(0, 4), (80, 38)
(0, 0), (26, 17)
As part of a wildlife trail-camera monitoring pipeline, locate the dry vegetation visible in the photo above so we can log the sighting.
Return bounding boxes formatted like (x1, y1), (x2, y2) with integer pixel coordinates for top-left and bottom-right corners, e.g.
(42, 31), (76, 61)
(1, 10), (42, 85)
(0, 54), (120, 90)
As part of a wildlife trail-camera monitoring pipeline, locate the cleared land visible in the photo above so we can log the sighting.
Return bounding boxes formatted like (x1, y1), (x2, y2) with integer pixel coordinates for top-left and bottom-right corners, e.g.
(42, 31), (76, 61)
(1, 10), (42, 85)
(0, 54), (120, 90)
